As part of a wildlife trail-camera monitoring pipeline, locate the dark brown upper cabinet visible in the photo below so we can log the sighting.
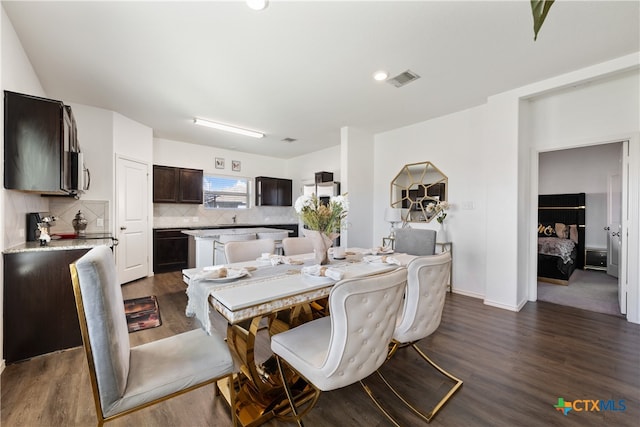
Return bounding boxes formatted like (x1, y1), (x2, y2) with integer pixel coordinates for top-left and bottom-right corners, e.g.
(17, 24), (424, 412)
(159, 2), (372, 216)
(153, 165), (203, 204)
(255, 176), (292, 206)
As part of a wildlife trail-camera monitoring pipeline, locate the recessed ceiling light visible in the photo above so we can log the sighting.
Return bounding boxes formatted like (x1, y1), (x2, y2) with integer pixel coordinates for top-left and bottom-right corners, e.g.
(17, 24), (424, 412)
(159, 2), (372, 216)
(246, 0), (269, 11)
(373, 70), (389, 81)
(193, 118), (264, 139)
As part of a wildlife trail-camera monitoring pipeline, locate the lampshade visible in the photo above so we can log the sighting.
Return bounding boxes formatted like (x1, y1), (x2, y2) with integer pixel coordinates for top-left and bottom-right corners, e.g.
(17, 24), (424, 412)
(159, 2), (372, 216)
(384, 207), (402, 223)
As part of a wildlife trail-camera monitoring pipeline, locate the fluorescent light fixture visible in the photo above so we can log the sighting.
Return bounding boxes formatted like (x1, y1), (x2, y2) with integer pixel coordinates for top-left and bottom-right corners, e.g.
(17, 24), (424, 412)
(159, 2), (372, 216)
(193, 118), (264, 139)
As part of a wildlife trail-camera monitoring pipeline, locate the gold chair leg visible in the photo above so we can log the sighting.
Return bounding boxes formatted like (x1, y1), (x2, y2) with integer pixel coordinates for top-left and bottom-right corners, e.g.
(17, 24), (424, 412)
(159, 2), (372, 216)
(359, 381), (401, 427)
(274, 355), (323, 427)
(365, 343), (463, 424)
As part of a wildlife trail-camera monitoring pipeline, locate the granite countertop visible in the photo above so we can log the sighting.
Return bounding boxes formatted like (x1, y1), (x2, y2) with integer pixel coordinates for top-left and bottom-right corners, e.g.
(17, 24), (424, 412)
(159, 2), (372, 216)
(182, 227), (293, 239)
(154, 223), (297, 230)
(3, 238), (115, 254)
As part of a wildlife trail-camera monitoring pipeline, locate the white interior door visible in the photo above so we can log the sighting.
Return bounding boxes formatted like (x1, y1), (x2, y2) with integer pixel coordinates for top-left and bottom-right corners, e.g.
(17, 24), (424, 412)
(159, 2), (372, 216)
(607, 172), (621, 279)
(116, 157), (149, 284)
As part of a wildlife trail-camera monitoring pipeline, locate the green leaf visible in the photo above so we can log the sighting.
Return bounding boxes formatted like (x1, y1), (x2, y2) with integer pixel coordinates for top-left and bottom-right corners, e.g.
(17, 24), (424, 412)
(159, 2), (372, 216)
(531, 0), (555, 41)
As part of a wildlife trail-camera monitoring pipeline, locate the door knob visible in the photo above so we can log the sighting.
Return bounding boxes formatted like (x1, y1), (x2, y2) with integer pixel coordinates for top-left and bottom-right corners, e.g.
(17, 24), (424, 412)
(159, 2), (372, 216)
(120, 226), (127, 230)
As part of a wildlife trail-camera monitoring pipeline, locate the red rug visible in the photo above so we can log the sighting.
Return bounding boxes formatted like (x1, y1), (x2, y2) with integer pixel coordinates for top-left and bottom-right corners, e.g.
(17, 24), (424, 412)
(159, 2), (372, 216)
(124, 296), (162, 333)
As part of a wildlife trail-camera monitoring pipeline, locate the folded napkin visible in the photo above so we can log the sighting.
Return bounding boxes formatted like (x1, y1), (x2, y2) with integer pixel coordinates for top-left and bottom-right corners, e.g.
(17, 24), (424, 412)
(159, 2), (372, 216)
(262, 255), (304, 266)
(364, 246), (394, 255)
(301, 265), (344, 280)
(362, 255), (401, 265)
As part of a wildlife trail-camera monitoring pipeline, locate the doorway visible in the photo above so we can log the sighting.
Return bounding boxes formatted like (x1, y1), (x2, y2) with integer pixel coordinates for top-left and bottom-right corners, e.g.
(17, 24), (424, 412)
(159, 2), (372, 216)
(536, 142), (625, 316)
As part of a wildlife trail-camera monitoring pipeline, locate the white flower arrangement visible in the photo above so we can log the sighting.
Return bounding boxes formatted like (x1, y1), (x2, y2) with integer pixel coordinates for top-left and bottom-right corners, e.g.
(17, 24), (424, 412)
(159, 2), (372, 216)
(426, 200), (450, 224)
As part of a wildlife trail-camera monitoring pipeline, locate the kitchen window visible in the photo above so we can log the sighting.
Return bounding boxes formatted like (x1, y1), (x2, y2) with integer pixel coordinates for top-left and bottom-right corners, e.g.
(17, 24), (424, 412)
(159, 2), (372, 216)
(203, 174), (250, 209)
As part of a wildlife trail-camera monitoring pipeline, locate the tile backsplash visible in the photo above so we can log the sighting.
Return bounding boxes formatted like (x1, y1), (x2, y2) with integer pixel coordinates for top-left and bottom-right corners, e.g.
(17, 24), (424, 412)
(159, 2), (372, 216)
(49, 199), (110, 234)
(153, 204), (298, 229)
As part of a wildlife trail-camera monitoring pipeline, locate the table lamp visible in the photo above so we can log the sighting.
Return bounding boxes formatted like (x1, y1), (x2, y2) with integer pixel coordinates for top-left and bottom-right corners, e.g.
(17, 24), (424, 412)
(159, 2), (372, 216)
(384, 208), (403, 238)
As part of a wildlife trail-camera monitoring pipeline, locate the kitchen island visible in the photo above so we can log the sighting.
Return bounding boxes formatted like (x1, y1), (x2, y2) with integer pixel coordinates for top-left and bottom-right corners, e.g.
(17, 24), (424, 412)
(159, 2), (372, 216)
(182, 227), (294, 268)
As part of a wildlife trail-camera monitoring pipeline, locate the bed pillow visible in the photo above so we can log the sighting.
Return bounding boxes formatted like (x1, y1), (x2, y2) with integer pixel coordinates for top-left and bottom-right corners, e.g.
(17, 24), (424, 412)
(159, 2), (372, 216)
(569, 224), (579, 243)
(555, 223), (569, 239)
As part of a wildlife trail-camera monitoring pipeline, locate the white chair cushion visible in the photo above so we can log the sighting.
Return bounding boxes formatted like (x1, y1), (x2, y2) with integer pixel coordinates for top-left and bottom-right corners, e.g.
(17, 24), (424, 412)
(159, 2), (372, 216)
(104, 329), (235, 418)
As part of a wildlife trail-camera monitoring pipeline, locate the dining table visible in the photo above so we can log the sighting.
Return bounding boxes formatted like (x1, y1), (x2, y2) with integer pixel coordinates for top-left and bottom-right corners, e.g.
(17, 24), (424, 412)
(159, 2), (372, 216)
(182, 248), (416, 427)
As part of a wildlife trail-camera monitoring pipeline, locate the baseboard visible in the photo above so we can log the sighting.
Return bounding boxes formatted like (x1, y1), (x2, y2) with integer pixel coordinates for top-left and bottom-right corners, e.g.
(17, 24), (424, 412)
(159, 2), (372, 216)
(451, 288), (484, 300)
(484, 298), (520, 312)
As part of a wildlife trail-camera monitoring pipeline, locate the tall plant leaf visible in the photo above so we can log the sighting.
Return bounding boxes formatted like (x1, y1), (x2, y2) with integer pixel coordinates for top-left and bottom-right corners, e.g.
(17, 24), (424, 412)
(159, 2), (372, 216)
(531, 0), (555, 41)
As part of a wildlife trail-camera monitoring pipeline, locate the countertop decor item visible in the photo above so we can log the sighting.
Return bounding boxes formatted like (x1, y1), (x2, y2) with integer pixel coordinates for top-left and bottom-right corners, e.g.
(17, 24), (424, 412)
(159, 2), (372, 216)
(72, 210), (88, 236)
(295, 193), (348, 265)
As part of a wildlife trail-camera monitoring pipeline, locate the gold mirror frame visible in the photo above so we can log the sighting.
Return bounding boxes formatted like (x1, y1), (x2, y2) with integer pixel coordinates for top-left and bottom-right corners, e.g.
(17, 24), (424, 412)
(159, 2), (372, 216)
(390, 161), (447, 223)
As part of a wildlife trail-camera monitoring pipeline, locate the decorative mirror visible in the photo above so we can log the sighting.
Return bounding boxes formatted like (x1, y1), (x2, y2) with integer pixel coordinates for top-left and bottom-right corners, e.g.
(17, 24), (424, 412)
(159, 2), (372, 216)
(390, 161), (447, 223)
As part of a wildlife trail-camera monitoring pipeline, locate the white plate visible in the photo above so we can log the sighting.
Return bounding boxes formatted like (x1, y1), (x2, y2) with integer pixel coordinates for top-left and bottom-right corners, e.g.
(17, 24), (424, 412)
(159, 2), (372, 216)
(202, 268), (248, 283)
(302, 273), (333, 281)
(371, 249), (394, 255)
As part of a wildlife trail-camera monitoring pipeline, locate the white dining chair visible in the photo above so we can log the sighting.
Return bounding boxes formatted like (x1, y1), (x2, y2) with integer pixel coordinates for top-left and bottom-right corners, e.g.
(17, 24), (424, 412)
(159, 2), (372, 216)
(69, 245), (238, 426)
(281, 237), (314, 256)
(215, 233), (257, 264)
(270, 267), (407, 426)
(394, 228), (436, 256)
(362, 252), (462, 424)
(258, 231), (289, 255)
(225, 238), (275, 263)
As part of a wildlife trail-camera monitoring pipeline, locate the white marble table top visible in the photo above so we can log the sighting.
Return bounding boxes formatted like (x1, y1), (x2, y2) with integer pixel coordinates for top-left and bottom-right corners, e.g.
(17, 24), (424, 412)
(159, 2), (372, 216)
(184, 249), (416, 325)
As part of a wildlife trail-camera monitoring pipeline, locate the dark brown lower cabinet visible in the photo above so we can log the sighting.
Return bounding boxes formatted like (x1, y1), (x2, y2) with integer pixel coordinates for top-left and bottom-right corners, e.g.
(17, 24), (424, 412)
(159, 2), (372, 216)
(3, 248), (89, 364)
(153, 229), (189, 273)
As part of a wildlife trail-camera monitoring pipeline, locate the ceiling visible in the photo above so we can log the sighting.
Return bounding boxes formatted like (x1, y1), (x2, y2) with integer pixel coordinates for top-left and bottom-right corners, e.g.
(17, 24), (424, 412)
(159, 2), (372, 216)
(3, 1), (639, 159)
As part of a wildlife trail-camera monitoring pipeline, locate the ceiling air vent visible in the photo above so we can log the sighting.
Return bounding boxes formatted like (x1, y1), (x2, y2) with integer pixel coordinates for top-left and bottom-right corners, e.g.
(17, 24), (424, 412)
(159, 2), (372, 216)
(386, 70), (421, 88)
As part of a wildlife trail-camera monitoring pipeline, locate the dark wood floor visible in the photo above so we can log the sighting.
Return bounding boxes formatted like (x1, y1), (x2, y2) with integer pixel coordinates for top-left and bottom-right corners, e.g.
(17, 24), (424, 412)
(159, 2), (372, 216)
(2, 271), (638, 427)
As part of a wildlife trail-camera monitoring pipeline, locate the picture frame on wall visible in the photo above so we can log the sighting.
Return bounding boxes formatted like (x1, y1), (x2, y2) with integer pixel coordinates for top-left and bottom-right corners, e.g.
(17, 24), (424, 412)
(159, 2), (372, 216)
(232, 160), (241, 172)
(215, 158), (225, 169)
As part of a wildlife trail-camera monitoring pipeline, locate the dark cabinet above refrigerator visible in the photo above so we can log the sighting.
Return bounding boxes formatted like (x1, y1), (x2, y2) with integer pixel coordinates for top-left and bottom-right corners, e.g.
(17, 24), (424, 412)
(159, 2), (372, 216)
(4, 91), (86, 196)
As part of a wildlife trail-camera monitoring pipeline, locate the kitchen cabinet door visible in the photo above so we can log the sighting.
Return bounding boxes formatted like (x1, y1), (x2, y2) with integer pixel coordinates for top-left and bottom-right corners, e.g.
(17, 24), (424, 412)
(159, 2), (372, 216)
(153, 165), (203, 204)
(153, 229), (189, 273)
(153, 165), (179, 202)
(256, 177), (292, 206)
(3, 249), (88, 363)
(178, 168), (203, 204)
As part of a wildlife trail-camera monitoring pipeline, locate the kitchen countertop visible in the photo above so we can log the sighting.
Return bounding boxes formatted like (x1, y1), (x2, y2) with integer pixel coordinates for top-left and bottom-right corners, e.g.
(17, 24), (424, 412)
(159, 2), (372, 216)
(153, 223), (297, 230)
(182, 227), (292, 239)
(3, 238), (115, 254)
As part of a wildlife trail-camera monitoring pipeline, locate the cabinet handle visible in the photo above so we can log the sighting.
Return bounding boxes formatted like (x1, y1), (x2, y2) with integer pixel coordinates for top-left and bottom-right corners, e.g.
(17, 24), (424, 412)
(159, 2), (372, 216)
(612, 232), (620, 237)
(604, 226), (610, 231)
(120, 226), (127, 231)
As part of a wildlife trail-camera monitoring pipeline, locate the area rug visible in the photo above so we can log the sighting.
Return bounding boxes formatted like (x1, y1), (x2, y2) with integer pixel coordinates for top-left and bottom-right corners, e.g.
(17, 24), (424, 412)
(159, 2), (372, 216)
(537, 269), (622, 317)
(124, 295), (162, 333)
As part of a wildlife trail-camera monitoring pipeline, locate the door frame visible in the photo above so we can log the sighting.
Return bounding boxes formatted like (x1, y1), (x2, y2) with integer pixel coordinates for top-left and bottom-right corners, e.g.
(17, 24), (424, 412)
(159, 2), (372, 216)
(529, 135), (638, 323)
(115, 154), (151, 283)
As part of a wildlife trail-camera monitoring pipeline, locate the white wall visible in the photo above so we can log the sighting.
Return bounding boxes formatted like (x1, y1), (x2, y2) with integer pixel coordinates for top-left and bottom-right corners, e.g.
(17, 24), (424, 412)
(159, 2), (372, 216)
(341, 127), (374, 249)
(538, 143), (623, 248)
(374, 105), (488, 299)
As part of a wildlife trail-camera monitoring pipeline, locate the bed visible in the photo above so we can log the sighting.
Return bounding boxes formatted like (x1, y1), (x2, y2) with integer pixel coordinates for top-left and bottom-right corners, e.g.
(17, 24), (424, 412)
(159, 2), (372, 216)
(537, 193), (585, 285)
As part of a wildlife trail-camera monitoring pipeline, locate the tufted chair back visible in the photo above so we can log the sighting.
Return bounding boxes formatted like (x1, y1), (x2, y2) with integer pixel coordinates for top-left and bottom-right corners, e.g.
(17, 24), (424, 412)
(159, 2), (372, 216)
(281, 237), (314, 256)
(316, 268), (406, 391)
(394, 252), (451, 344)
